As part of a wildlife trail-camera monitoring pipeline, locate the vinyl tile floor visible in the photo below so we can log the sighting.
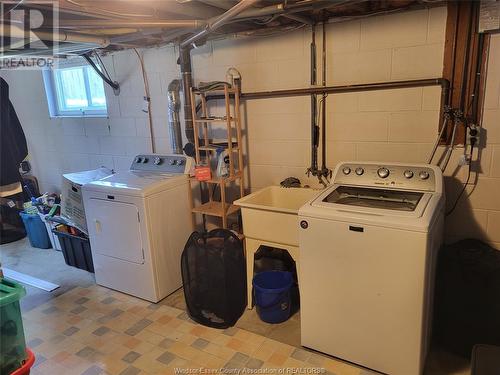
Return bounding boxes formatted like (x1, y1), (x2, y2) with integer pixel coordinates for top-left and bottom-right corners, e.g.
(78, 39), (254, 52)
(22, 285), (370, 375)
(1, 238), (470, 375)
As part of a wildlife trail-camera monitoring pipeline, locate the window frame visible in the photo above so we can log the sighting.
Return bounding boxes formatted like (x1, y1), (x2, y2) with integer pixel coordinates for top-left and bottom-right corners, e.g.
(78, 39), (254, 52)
(42, 60), (108, 118)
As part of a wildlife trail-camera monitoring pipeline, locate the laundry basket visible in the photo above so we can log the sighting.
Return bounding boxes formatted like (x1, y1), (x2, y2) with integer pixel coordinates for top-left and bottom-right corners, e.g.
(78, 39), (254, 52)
(0, 278), (27, 375)
(181, 229), (246, 328)
(253, 271), (293, 324)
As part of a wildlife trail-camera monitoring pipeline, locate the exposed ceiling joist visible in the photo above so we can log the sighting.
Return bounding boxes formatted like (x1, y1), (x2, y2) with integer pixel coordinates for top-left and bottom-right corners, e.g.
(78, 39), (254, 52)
(0, 0), (446, 57)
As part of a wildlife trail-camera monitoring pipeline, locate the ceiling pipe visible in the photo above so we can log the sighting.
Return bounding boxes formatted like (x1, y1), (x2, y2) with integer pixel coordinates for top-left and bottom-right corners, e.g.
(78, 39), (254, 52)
(233, 0), (350, 20)
(58, 19), (208, 29)
(2, 24), (110, 47)
(196, 0), (235, 10)
(0, 44), (95, 58)
(281, 13), (314, 25)
(180, 0), (260, 48)
(110, 29), (164, 44)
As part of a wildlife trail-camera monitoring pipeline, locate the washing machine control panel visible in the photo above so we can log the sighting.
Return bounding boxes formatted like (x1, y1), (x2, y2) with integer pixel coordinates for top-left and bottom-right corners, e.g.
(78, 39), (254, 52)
(336, 163), (436, 191)
(130, 154), (193, 174)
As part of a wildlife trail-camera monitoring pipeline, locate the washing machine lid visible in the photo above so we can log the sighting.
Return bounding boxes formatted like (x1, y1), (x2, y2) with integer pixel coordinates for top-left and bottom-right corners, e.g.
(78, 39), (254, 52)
(310, 184), (433, 218)
(322, 185), (424, 212)
(83, 171), (187, 197)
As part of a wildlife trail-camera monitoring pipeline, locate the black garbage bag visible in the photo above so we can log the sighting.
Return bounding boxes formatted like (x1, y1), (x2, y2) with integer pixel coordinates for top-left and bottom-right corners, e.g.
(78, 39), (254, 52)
(434, 239), (500, 358)
(181, 229), (246, 329)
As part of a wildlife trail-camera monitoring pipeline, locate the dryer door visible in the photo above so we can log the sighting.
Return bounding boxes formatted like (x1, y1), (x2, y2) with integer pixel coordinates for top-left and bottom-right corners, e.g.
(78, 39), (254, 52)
(86, 198), (144, 264)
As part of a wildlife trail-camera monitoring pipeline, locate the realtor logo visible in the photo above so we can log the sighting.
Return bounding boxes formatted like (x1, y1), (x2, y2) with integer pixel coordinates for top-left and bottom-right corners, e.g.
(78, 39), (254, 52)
(0, 0), (58, 68)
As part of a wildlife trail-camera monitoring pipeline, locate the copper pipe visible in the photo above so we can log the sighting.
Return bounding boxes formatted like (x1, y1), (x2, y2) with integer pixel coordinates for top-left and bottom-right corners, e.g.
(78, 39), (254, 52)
(241, 78), (449, 99)
(198, 78), (450, 110)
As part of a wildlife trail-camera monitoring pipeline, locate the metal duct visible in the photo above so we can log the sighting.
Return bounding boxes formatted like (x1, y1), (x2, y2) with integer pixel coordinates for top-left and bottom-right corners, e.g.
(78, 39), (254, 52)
(181, 0), (260, 48)
(167, 79), (183, 154)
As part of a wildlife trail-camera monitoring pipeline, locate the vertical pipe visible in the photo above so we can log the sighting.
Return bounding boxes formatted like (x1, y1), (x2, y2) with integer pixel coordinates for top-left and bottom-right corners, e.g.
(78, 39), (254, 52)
(320, 21), (327, 174)
(309, 24), (318, 176)
(180, 47), (195, 144)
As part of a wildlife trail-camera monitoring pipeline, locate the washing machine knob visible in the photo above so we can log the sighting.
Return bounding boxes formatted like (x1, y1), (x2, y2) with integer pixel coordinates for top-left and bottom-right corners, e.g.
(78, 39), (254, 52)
(135, 156), (143, 163)
(342, 167), (351, 175)
(177, 159), (184, 165)
(355, 167), (364, 176)
(404, 170), (414, 179)
(169, 159), (175, 165)
(377, 167), (390, 178)
(153, 157), (162, 165)
(419, 170), (430, 180)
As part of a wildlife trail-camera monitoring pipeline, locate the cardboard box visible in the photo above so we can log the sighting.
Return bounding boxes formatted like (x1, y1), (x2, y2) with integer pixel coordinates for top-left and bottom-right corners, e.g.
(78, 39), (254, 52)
(61, 167), (113, 234)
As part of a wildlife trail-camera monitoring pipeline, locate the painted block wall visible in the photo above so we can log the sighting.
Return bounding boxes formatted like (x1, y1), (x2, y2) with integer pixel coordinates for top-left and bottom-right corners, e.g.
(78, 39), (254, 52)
(1, 6), (500, 248)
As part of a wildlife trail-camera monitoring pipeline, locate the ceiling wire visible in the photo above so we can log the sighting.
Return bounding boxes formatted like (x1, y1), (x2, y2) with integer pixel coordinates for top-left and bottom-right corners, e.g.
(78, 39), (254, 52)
(3, 0), (25, 15)
(93, 51), (113, 82)
(210, 23), (307, 41)
(65, 0), (155, 18)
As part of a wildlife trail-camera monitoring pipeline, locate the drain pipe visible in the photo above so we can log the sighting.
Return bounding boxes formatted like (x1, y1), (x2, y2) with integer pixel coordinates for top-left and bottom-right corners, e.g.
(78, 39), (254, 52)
(307, 24), (319, 178)
(167, 79), (183, 154)
(179, 47), (195, 145)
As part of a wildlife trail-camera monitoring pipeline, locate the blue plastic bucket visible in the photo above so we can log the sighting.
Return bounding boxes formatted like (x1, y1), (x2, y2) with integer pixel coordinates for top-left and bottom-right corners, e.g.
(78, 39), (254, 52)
(253, 271), (293, 324)
(19, 212), (51, 249)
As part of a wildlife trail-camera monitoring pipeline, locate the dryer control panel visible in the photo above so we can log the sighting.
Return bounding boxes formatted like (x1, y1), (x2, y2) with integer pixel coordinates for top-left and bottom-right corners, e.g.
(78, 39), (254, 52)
(335, 163), (436, 192)
(130, 154), (193, 174)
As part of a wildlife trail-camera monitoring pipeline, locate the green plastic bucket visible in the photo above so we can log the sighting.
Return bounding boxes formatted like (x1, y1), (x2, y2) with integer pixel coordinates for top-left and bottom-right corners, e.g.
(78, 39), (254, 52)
(0, 278), (27, 375)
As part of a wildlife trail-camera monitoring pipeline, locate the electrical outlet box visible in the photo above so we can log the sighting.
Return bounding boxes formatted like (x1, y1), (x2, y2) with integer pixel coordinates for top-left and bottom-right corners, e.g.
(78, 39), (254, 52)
(467, 126), (484, 148)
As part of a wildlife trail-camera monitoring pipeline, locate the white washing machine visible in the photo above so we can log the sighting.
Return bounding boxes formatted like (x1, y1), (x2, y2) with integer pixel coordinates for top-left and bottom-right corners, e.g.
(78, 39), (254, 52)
(82, 154), (194, 303)
(299, 161), (444, 375)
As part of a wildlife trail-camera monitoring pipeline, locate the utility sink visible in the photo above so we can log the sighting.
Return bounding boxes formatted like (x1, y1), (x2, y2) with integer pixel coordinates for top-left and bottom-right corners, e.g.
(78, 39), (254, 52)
(234, 186), (320, 246)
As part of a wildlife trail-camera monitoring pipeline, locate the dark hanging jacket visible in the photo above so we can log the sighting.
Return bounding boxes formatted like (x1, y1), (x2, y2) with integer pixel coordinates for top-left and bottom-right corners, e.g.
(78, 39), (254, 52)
(0, 77), (28, 187)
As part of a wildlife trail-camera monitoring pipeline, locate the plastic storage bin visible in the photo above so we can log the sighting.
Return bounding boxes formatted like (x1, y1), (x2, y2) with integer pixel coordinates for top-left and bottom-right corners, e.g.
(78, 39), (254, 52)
(53, 228), (94, 273)
(0, 278), (27, 375)
(38, 214), (61, 251)
(19, 212), (51, 249)
(253, 271), (293, 324)
(11, 348), (35, 375)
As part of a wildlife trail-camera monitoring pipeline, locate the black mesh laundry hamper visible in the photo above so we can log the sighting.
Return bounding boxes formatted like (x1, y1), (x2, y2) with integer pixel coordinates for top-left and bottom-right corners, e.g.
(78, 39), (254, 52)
(181, 229), (246, 329)
(434, 239), (500, 358)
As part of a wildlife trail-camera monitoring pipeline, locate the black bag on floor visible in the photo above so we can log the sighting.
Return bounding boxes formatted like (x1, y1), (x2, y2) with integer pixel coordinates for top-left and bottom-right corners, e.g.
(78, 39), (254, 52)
(181, 229), (246, 329)
(434, 239), (500, 358)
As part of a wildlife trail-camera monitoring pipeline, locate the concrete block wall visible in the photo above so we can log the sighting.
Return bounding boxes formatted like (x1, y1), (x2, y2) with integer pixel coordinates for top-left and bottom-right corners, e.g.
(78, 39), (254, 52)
(0, 46), (182, 193)
(189, 7), (446, 191)
(2, 6), (500, 248)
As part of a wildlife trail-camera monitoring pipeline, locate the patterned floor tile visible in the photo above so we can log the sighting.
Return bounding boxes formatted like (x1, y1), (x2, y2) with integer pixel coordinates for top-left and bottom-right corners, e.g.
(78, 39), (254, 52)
(121, 351), (141, 364)
(22, 285), (366, 375)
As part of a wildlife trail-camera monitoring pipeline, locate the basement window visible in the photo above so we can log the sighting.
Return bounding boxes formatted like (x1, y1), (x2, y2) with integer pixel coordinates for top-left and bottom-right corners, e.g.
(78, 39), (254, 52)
(42, 64), (107, 117)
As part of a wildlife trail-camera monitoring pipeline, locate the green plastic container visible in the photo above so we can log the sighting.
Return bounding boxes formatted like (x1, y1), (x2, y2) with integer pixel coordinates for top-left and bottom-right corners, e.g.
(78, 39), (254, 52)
(0, 278), (27, 375)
